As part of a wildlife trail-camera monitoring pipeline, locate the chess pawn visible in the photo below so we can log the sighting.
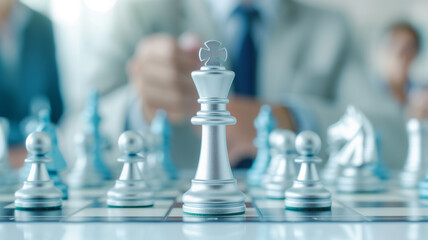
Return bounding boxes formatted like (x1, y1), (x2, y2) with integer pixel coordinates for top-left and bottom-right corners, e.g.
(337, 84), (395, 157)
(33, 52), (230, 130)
(139, 131), (170, 190)
(401, 119), (428, 188)
(182, 40), (246, 215)
(285, 131), (331, 211)
(263, 129), (297, 199)
(15, 132), (62, 210)
(107, 131), (154, 207)
(247, 105), (277, 187)
(37, 109), (68, 199)
(66, 132), (104, 188)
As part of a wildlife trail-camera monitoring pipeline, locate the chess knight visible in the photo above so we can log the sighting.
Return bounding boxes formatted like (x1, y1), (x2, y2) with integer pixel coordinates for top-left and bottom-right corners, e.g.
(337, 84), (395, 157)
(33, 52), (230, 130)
(326, 105), (383, 193)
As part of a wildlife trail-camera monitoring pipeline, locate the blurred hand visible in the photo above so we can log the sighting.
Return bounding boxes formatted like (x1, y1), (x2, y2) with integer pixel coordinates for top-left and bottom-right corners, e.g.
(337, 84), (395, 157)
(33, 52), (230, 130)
(8, 145), (27, 168)
(127, 33), (202, 124)
(408, 89), (428, 119)
(227, 97), (294, 167)
(0, 0), (13, 23)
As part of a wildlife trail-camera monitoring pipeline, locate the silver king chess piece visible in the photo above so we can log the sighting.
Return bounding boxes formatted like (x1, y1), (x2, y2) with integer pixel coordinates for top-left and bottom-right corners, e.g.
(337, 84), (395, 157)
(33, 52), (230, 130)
(285, 131), (331, 211)
(182, 40), (246, 215)
(15, 132), (63, 210)
(401, 119), (428, 188)
(263, 129), (297, 199)
(332, 106), (383, 193)
(107, 131), (154, 207)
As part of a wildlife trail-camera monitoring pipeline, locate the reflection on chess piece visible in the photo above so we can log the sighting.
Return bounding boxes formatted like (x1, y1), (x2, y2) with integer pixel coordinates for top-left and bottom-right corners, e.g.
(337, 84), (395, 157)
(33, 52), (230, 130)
(37, 109), (68, 199)
(401, 119), (428, 188)
(151, 109), (178, 180)
(182, 40), (246, 215)
(66, 132), (104, 188)
(285, 131), (331, 211)
(263, 129), (296, 199)
(139, 130), (170, 190)
(15, 132), (62, 210)
(331, 106), (383, 193)
(0, 118), (18, 192)
(107, 131), (154, 207)
(247, 105), (277, 187)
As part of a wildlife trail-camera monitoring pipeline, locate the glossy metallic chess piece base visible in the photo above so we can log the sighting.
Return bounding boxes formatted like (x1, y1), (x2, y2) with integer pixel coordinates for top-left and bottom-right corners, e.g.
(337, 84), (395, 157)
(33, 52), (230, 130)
(285, 131), (331, 211)
(107, 180), (154, 207)
(15, 181), (62, 210)
(107, 131), (154, 207)
(15, 132), (62, 210)
(337, 166), (383, 193)
(182, 179), (245, 215)
(284, 180), (332, 211)
(183, 41), (245, 216)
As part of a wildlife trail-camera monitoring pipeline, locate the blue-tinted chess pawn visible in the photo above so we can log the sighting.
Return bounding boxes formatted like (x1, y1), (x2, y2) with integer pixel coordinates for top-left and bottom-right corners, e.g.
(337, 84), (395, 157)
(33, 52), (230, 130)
(151, 109), (177, 180)
(37, 109), (68, 199)
(373, 132), (389, 180)
(247, 105), (277, 187)
(83, 90), (112, 180)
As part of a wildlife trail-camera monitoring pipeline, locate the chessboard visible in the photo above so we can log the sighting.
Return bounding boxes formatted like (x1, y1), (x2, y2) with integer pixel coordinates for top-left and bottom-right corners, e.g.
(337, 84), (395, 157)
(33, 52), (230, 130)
(1, 171), (428, 223)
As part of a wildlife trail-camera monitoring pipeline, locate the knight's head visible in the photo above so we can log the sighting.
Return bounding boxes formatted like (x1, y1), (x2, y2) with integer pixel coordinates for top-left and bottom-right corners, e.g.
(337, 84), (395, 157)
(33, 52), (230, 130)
(327, 105), (363, 143)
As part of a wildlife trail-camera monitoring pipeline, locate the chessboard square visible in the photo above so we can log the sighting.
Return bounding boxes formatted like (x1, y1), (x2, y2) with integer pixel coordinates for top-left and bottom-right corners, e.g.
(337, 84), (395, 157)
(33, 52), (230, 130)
(353, 207), (428, 217)
(334, 194), (406, 202)
(72, 207), (169, 217)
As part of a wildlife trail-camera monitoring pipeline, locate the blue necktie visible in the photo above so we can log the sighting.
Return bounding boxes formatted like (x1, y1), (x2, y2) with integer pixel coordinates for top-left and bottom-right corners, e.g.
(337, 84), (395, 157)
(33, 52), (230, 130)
(233, 6), (259, 97)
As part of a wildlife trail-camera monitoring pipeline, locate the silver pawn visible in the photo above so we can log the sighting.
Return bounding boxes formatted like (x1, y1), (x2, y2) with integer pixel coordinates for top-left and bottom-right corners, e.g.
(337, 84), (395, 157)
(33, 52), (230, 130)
(263, 129), (297, 199)
(67, 133), (104, 188)
(107, 131), (154, 207)
(285, 131), (331, 211)
(400, 119), (428, 188)
(139, 131), (170, 190)
(15, 132), (62, 210)
(182, 40), (246, 215)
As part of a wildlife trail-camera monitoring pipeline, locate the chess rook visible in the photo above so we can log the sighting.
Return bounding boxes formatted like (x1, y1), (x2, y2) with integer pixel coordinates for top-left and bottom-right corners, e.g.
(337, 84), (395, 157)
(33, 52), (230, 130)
(263, 129), (296, 199)
(182, 40), (246, 216)
(107, 131), (154, 207)
(15, 132), (62, 210)
(285, 131), (331, 211)
(401, 119), (428, 188)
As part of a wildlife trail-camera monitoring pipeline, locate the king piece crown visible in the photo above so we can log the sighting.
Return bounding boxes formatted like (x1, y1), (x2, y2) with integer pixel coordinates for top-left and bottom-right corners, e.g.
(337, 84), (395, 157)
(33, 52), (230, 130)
(199, 40), (228, 67)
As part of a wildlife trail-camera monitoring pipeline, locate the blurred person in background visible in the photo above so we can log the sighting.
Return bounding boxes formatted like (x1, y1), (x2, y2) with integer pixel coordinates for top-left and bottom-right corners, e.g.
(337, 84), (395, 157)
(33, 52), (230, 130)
(0, 0), (63, 167)
(376, 21), (428, 120)
(87, 0), (408, 170)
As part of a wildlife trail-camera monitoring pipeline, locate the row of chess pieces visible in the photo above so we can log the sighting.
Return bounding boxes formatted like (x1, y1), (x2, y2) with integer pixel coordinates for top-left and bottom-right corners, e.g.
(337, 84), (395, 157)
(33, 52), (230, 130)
(0, 90), (177, 203)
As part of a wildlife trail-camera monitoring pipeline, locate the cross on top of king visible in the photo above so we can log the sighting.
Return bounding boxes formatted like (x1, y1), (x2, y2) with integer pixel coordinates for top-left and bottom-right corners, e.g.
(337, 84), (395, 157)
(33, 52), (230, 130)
(199, 40), (228, 67)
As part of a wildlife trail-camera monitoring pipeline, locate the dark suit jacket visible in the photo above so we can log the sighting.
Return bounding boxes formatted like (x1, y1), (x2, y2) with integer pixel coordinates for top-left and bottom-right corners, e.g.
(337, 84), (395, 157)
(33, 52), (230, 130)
(0, 5), (63, 144)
